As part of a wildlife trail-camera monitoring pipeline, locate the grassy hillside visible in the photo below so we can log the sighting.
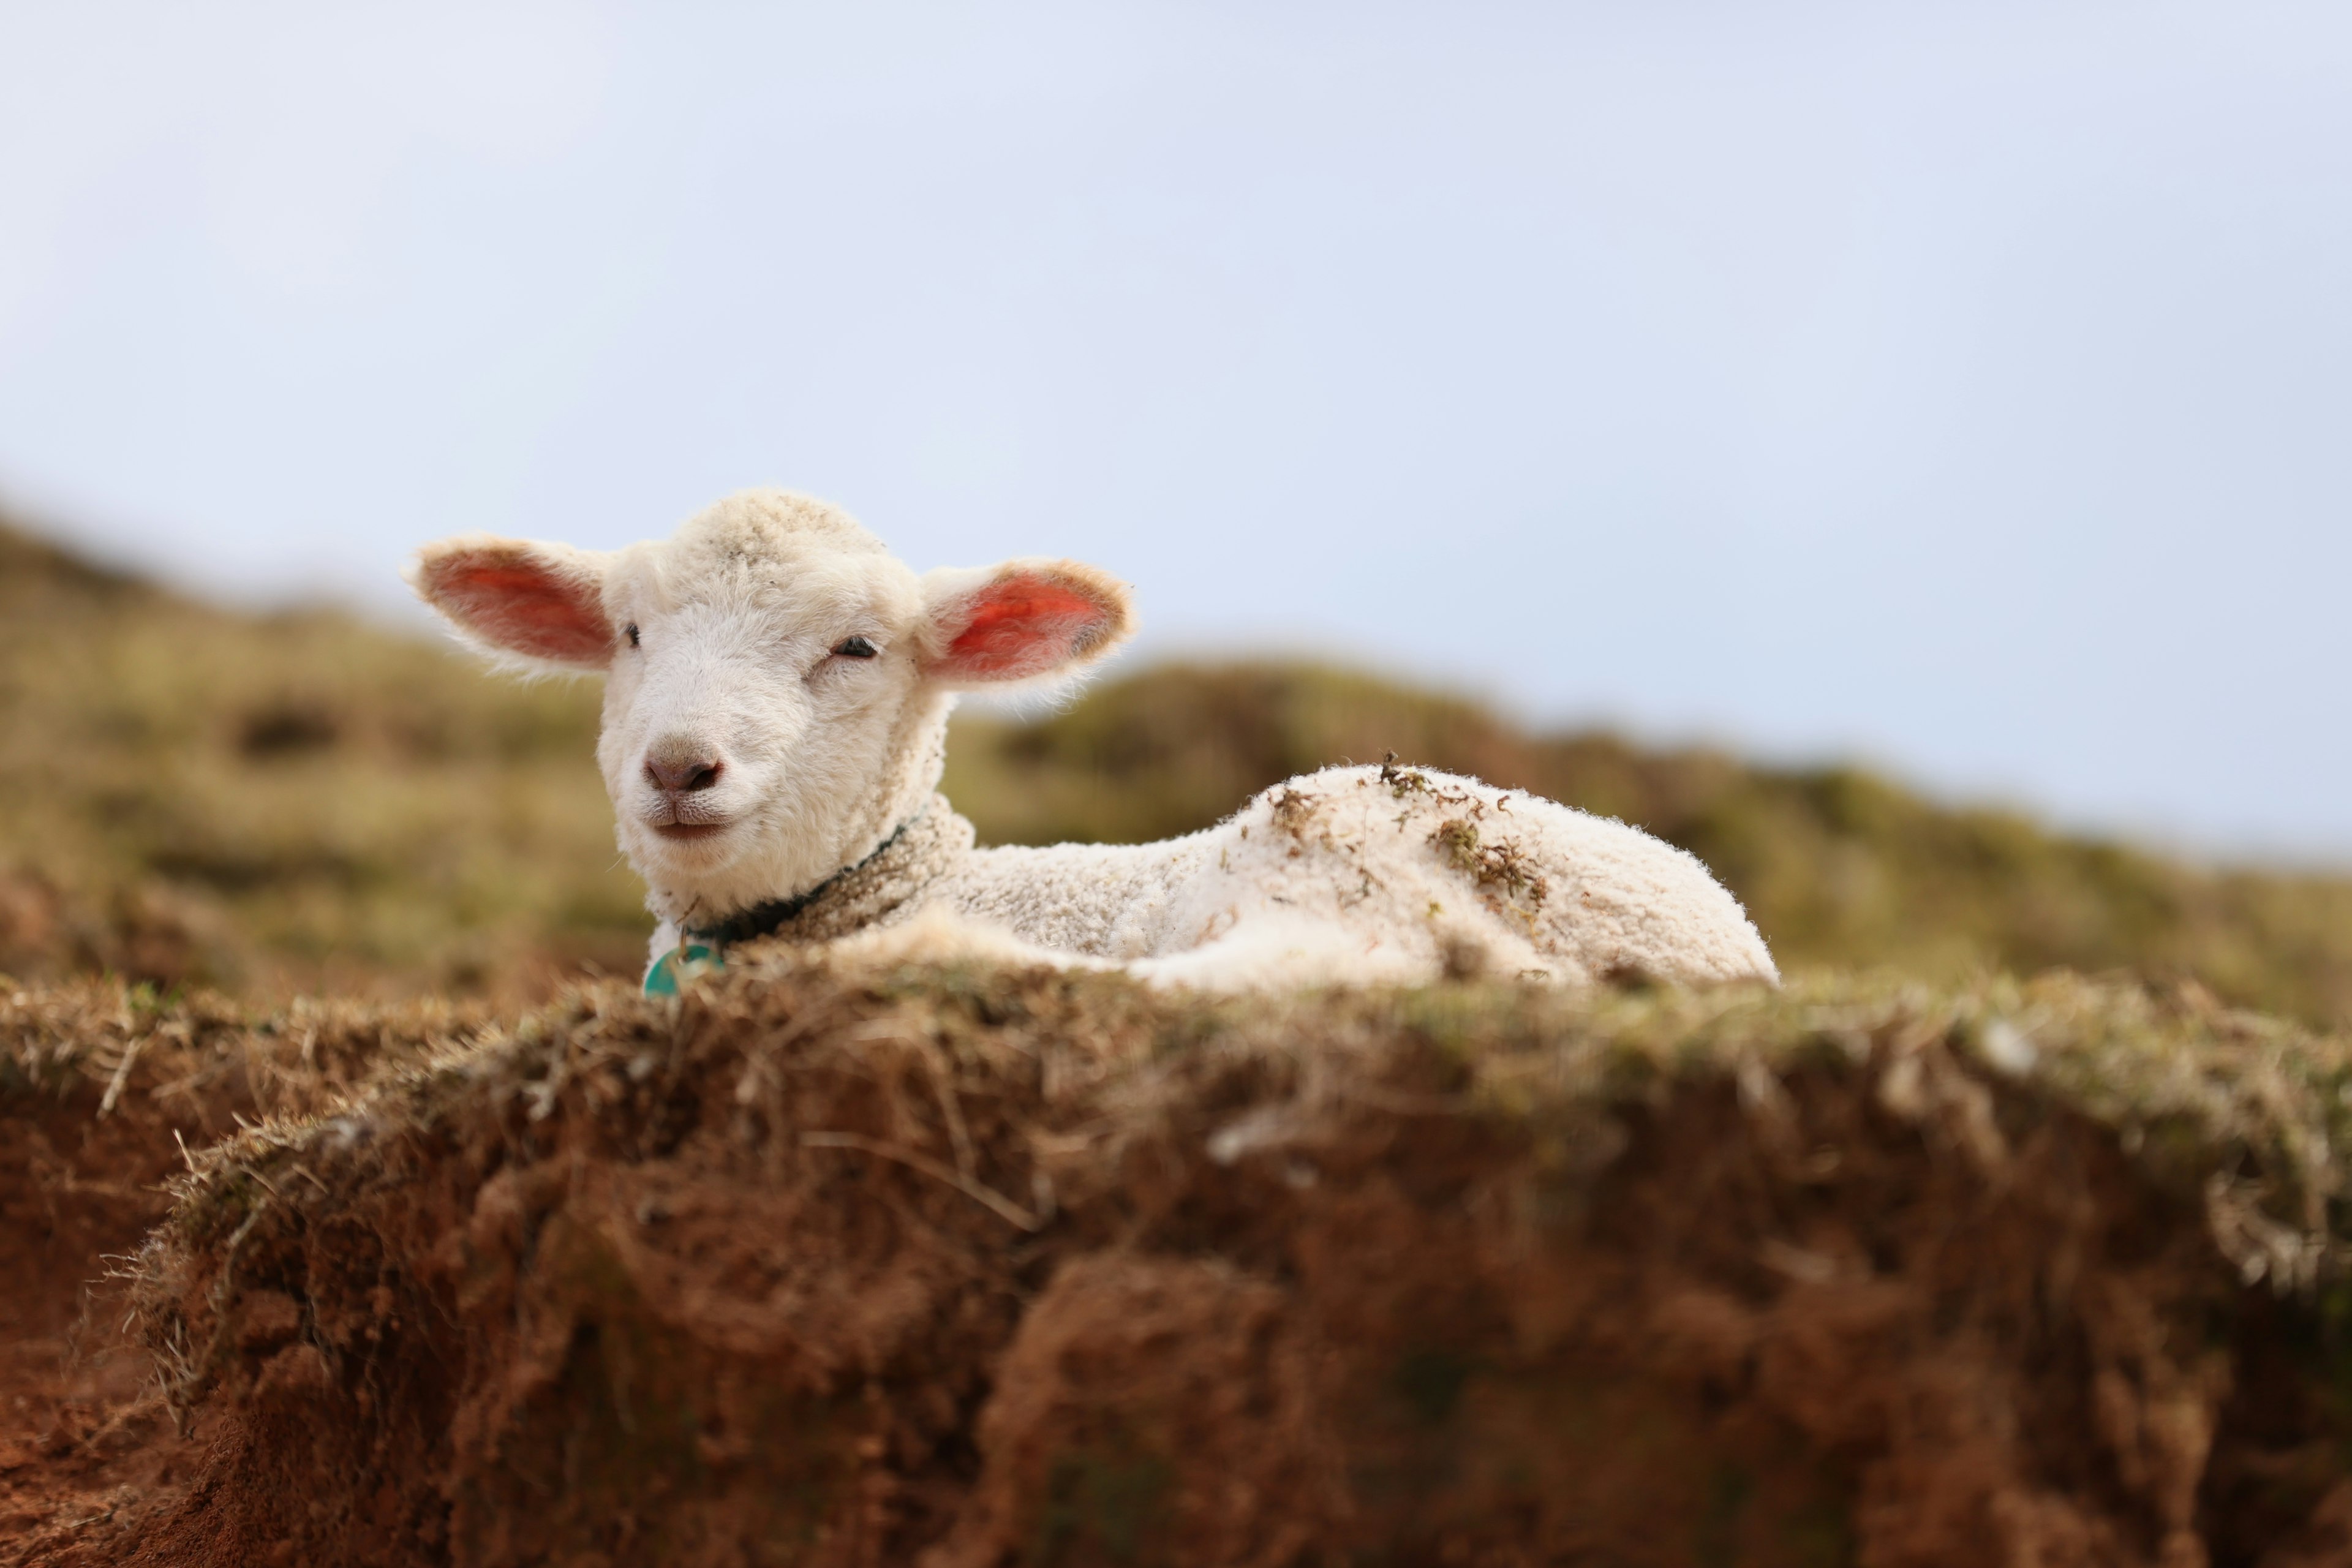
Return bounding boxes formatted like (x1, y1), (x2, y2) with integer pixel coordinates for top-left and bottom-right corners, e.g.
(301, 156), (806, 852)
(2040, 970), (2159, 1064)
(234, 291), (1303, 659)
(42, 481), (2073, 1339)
(0, 524), (643, 1000)
(5, 518), (2351, 1024)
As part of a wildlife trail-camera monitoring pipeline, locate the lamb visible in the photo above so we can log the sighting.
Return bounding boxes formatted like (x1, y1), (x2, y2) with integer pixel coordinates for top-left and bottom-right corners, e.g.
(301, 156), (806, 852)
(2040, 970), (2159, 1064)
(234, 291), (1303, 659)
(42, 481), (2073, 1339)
(409, 489), (1777, 992)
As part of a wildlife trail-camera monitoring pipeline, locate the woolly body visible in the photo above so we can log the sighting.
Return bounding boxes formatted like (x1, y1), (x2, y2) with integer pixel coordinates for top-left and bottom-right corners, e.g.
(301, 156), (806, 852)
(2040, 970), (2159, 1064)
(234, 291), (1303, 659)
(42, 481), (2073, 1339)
(411, 489), (1777, 992)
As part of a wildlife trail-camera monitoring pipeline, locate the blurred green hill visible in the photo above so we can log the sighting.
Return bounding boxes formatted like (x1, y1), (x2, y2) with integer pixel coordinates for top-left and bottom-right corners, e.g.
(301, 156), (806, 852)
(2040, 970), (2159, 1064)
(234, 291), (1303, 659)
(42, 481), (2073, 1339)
(0, 522), (641, 1001)
(5, 516), (2350, 1022)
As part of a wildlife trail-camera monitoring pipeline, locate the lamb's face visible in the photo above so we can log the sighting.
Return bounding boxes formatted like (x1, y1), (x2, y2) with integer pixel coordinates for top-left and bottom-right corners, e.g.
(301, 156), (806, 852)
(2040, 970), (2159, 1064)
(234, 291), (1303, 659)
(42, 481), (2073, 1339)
(409, 488), (1133, 919)
(594, 522), (931, 900)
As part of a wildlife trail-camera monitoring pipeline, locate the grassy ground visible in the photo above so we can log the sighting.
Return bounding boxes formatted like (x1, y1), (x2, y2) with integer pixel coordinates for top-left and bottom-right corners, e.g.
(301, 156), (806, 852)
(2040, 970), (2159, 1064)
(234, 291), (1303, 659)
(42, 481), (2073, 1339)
(0, 523), (643, 1001)
(7, 516), (2351, 1027)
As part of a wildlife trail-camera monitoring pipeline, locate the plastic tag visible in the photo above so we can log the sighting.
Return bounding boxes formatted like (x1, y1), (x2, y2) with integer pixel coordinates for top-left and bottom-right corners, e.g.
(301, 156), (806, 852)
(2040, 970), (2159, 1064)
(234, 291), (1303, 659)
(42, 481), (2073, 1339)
(643, 941), (723, 996)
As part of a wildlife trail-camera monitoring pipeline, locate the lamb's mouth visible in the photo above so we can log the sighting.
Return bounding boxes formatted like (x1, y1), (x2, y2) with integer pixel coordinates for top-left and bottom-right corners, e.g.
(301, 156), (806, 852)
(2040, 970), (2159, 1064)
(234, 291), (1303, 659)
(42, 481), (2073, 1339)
(652, 821), (728, 842)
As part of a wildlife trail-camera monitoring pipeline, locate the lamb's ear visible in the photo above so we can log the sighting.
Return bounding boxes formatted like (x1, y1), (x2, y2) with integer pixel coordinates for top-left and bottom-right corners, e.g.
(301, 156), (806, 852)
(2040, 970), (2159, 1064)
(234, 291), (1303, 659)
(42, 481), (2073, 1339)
(917, 558), (1134, 688)
(406, 535), (616, 671)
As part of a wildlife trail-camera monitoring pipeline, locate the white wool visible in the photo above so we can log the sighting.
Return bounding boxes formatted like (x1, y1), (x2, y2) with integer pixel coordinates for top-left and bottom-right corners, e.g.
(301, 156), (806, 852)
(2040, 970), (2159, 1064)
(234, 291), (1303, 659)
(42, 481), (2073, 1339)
(412, 488), (1778, 992)
(934, 765), (1777, 989)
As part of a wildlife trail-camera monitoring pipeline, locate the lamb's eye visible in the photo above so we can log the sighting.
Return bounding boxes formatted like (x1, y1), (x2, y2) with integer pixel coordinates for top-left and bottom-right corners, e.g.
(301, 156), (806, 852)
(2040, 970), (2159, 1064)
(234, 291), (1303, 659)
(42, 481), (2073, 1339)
(625, 623), (641, 649)
(832, 636), (877, 659)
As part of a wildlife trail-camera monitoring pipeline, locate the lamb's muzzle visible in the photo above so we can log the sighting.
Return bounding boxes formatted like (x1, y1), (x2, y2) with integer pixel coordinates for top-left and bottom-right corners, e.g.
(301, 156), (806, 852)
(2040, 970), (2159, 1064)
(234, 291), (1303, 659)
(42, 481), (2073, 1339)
(643, 750), (722, 797)
(407, 488), (1777, 993)
(641, 736), (728, 839)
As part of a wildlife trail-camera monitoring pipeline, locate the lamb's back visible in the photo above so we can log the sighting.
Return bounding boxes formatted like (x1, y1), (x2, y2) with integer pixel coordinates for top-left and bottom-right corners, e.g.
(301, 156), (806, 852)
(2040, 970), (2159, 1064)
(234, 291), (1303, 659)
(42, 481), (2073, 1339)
(1195, 766), (1777, 986)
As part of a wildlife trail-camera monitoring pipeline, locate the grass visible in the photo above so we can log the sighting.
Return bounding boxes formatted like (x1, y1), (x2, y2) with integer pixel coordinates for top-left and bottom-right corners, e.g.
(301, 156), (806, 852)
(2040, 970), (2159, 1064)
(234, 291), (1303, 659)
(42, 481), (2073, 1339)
(5, 514), (2351, 1025)
(0, 522), (642, 1000)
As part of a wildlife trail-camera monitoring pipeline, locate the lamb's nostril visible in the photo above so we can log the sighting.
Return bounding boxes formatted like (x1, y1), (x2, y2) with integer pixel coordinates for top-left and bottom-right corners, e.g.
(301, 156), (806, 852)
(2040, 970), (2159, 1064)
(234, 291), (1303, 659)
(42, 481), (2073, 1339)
(645, 754), (723, 794)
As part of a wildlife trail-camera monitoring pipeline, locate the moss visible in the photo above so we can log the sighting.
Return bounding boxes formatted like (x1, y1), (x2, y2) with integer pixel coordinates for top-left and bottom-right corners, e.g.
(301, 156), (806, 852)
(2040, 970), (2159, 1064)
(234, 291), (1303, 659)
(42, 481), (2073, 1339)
(1390, 1348), (1478, 1427)
(1030, 1444), (1172, 1567)
(1779, 1500), (1857, 1568)
(1695, 1463), (1757, 1568)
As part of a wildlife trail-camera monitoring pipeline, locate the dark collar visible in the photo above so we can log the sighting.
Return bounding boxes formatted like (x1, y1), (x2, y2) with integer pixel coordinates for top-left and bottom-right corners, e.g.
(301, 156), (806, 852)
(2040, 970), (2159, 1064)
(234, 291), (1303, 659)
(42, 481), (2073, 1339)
(683, 815), (917, 948)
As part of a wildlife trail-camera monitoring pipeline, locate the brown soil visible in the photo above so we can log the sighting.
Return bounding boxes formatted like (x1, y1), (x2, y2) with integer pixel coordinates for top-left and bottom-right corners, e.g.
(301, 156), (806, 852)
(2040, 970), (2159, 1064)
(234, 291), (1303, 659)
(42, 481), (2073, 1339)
(0, 986), (480, 1564)
(1, 1084), (195, 1562)
(10, 963), (2352, 1565)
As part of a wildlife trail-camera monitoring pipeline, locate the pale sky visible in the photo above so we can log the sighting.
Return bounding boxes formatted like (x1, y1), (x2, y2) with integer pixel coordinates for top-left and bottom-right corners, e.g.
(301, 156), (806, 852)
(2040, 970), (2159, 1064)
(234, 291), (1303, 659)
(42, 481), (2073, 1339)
(2, 2), (2347, 859)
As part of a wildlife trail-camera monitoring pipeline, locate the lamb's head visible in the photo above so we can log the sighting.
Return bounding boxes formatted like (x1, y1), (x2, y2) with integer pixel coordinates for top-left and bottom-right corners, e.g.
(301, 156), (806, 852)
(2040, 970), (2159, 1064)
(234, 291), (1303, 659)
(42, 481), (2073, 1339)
(409, 489), (1132, 922)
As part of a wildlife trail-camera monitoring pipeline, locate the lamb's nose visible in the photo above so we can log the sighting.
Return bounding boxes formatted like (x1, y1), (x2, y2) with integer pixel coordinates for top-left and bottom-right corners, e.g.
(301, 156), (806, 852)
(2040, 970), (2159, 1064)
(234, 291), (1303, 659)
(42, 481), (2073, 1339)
(645, 752), (723, 793)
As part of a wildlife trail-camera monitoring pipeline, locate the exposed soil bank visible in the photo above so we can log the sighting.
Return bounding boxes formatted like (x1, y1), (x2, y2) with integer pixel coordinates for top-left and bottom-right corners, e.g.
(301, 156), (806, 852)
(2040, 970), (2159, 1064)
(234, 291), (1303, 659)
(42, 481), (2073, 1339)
(0, 986), (480, 1565)
(75, 960), (2352, 1567)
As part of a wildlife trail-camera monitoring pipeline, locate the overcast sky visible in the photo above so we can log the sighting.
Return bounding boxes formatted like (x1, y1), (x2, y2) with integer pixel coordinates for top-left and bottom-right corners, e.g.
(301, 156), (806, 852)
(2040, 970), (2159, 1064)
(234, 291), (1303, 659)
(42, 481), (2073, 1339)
(2, 2), (2346, 860)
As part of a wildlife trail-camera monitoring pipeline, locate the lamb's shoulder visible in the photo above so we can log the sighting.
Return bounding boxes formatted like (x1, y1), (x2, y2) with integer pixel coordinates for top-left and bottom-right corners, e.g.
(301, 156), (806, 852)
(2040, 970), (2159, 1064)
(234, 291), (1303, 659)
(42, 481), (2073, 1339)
(943, 832), (1218, 958)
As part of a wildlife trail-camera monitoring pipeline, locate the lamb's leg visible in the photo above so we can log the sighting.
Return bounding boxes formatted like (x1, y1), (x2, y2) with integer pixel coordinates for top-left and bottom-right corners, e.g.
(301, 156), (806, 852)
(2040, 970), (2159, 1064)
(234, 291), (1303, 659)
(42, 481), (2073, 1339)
(829, 902), (1122, 974)
(1125, 910), (1435, 992)
(854, 907), (1431, 990)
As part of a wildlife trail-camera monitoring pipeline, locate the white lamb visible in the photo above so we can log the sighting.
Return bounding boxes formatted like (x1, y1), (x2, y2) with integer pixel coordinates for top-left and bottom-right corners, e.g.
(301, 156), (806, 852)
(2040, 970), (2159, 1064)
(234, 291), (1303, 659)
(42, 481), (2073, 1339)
(410, 489), (1777, 992)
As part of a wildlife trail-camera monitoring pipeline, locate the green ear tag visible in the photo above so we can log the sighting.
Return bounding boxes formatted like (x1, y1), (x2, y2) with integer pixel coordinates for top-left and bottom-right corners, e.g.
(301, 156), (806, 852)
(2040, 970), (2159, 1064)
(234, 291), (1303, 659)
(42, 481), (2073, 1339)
(643, 941), (723, 997)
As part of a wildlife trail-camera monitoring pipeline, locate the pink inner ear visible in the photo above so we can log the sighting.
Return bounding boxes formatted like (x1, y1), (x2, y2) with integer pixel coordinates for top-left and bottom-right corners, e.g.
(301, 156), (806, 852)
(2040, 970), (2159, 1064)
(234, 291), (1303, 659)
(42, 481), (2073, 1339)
(941, 575), (1111, 680)
(424, 553), (612, 666)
